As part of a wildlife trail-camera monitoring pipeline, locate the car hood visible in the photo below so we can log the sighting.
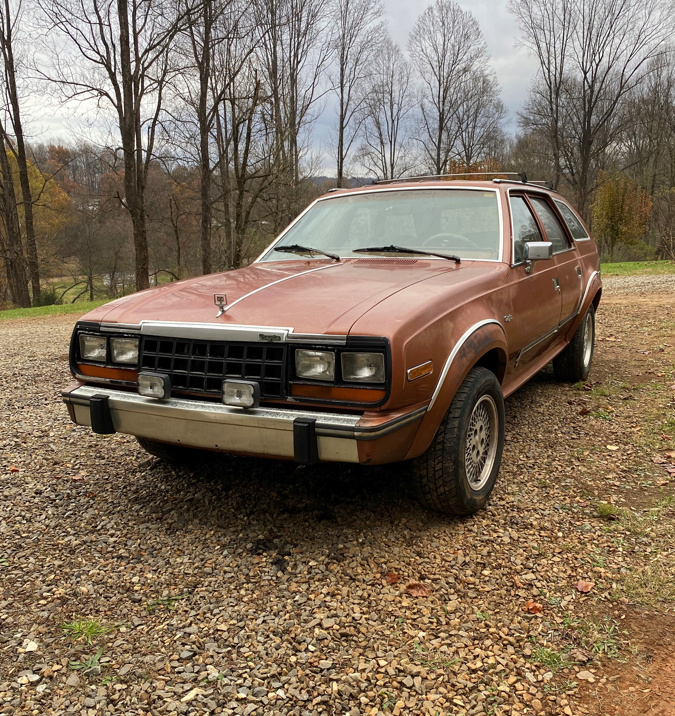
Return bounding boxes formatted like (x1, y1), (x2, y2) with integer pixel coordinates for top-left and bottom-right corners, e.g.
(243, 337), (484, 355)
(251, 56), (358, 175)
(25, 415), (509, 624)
(84, 259), (495, 336)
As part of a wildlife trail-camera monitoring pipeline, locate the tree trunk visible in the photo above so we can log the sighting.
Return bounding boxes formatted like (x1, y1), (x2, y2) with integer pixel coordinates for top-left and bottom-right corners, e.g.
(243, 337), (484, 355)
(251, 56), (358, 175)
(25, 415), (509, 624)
(0, 142), (30, 306)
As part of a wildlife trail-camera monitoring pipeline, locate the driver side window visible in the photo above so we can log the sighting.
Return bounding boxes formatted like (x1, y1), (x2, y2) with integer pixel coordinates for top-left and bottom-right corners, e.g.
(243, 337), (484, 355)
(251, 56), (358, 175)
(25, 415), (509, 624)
(510, 196), (542, 264)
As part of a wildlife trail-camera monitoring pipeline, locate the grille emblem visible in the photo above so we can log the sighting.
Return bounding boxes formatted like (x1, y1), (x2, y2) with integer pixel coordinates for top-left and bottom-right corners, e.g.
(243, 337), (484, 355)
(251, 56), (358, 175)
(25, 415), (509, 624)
(214, 294), (227, 317)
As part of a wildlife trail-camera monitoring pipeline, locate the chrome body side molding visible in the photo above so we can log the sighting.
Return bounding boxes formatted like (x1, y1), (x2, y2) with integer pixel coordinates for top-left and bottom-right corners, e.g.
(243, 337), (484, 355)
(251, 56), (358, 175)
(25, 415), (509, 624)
(428, 319), (504, 411)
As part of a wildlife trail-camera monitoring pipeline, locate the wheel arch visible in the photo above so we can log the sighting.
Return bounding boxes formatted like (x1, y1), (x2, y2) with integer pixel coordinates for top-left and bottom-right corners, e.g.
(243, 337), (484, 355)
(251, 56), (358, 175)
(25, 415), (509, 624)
(405, 320), (507, 460)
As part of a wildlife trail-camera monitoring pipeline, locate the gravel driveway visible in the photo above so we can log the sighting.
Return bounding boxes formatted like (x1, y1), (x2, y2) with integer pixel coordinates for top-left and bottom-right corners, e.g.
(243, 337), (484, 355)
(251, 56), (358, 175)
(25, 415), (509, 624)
(1, 275), (674, 716)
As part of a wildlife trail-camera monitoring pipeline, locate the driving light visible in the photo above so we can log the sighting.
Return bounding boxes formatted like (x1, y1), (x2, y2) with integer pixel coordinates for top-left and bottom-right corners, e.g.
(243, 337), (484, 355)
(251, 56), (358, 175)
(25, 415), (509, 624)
(295, 350), (335, 381)
(138, 372), (171, 399)
(110, 337), (139, 364)
(222, 380), (260, 408)
(79, 334), (107, 362)
(341, 352), (385, 383)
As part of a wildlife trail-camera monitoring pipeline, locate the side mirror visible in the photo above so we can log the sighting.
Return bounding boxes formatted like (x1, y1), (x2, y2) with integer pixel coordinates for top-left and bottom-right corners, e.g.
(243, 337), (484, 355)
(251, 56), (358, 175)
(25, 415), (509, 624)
(524, 241), (553, 261)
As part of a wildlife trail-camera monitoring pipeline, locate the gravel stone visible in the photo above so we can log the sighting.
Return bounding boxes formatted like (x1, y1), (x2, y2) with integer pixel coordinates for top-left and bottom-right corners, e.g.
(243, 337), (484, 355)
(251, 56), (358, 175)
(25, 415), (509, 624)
(0, 280), (673, 716)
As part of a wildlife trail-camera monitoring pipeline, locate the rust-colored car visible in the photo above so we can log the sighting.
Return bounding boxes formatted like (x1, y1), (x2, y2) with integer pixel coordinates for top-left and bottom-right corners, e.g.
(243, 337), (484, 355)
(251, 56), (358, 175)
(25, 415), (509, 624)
(63, 178), (601, 514)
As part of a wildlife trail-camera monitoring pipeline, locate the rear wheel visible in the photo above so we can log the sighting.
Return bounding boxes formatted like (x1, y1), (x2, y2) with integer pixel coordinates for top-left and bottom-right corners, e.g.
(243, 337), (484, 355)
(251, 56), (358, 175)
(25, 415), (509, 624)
(553, 305), (595, 382)
(413, 367), (505, 515)
(136, 437), (206, 465)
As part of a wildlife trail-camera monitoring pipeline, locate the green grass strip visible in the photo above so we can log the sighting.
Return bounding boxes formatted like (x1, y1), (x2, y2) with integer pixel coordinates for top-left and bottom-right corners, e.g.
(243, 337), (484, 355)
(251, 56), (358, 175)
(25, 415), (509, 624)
(0, 300), (108, 321)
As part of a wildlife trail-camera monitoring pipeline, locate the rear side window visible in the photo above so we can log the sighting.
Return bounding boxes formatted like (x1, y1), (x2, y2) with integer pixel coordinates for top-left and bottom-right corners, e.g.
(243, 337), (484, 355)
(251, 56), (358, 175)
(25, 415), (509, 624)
(510, 196), (542, 263)
(530, 197), (572, 253)
(554, 200), (589, 240)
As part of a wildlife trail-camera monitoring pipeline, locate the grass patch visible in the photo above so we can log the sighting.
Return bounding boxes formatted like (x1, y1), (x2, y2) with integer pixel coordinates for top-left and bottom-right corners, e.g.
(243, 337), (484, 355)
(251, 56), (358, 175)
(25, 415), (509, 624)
(0, 300), (108, 321)
(600, 260), (675, 276)
(563, 616), (625, 658)
(69, 646), (104, 675)
(530, 646), (571, 672)
(60, 617), (113, 644)
(145, 594), (189, 613)
(597, 502), (621, 520)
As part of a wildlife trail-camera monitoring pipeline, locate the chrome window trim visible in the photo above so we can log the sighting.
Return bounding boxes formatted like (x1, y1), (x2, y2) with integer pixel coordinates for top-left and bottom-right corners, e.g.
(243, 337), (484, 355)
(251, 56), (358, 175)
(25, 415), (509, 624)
(256, 185), (505, 264)
(428, 319), (504, 411)
(554, 199), (590, 241)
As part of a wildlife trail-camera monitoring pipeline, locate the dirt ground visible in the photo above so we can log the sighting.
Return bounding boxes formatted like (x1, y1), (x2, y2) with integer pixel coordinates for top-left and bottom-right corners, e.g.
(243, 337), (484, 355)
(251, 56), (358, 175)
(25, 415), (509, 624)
(0, 274), (674, 716)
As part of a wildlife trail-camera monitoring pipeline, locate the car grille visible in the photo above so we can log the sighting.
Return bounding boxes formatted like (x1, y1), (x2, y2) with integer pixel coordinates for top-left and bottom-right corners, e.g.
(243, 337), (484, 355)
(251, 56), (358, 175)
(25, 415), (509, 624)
(139, 336), (287, 399)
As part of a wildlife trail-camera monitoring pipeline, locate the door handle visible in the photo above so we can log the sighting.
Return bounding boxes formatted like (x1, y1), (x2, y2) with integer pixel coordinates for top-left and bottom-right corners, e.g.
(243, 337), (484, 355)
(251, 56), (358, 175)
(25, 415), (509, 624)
(576, 266), (582, 278)
(553, 277), (560, 290)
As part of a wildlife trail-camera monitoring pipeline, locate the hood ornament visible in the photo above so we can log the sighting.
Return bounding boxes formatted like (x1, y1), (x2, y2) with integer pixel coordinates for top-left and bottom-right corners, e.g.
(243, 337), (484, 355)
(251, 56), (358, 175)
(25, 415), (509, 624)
(214, 294), (227, 317)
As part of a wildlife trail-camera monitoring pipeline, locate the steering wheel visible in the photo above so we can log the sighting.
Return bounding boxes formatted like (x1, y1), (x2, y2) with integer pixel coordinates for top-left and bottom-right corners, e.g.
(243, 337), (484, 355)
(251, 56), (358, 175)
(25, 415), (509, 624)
(421, 232), (479, 249)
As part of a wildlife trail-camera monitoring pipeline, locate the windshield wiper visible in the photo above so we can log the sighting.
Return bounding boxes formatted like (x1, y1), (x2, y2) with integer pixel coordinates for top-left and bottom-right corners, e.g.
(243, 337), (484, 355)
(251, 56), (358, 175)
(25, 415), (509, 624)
(274, 244), (340, 261)
(353, 245), (461, 263)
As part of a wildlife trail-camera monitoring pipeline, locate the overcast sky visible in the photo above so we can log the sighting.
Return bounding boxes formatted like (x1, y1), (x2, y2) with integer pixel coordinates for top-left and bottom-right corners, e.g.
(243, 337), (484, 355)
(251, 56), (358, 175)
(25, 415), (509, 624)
(313, 0), (540, 171)
(382, 0), (538, 127)
(30, 0), (540, 172)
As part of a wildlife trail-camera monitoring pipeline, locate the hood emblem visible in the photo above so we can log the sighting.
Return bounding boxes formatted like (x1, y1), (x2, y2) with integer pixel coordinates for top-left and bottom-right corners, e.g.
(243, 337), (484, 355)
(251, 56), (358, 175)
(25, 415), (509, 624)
(214, 294), (227, 317)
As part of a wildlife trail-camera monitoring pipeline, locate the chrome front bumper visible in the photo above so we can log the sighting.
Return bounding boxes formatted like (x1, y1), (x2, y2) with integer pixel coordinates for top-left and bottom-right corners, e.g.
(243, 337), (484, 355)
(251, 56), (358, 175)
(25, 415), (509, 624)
(62, 385), (426, 464)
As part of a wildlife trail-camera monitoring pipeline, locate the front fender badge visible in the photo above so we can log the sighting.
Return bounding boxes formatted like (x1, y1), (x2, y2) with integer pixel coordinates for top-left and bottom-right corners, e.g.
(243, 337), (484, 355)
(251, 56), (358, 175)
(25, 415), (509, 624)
(214, 294), (227, 317)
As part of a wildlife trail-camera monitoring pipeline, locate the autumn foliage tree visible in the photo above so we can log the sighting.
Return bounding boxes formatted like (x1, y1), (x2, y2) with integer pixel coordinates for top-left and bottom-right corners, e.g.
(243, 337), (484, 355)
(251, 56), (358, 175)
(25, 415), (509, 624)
(592, 171), (652, 261)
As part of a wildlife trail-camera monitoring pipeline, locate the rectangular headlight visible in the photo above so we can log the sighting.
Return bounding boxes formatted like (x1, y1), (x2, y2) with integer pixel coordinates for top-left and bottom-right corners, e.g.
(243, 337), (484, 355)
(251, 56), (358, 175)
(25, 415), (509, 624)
(79, 334), (107, 362)
(341, 352), (385, 383)
(295, 349), (335, 381)
(110, 337), (139, 365)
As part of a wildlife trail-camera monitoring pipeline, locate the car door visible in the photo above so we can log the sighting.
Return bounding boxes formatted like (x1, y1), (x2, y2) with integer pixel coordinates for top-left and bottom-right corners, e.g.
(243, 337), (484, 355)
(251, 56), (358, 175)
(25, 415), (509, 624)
(529, 196), (582, 326)
(505, 194), (562, 369)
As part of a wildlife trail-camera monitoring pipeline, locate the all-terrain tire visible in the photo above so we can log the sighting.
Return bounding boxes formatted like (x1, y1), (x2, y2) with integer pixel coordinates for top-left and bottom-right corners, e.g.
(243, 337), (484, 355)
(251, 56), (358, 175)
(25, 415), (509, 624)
(553, 305), (595, 382)
(413, 367), (505, 515)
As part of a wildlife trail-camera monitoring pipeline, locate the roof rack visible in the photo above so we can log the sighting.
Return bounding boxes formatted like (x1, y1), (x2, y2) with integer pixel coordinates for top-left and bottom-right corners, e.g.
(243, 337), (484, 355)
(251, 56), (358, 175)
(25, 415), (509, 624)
(373, 172), (554, 190)
(374, 171), (528, 184)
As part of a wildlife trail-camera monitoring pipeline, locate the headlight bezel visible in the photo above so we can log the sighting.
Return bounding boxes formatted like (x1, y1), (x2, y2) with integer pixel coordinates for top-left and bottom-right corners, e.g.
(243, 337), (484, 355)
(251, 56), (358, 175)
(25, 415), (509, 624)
(72, 322), (140, 377)
(292, 339), (390, 396)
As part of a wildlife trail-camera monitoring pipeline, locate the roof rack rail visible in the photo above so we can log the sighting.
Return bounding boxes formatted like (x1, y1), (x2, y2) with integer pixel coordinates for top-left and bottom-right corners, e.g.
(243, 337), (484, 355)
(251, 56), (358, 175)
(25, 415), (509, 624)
(374, 171), (530, 185)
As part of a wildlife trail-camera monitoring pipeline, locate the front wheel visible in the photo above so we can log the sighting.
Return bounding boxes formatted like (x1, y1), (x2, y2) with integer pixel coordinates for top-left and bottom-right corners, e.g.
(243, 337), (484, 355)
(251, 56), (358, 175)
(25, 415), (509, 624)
(553, 305), (595, 382)
(412, 367), (505, 515)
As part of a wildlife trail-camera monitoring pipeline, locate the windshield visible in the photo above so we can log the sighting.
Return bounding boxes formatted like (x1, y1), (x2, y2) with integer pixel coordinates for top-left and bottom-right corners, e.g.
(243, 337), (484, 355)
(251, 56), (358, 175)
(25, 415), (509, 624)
(259, 188), (502, 262)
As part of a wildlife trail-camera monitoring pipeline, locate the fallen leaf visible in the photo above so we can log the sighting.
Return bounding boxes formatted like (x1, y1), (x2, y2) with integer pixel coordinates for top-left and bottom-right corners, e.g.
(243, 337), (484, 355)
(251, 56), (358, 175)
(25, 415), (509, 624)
(9, 466), (19, 473)
(583, 383), (592, 391)
(385, 572), (400, 585)
(569, 648), (594, 663)
(512, 575), (524, 588)
(606, 445), (620, 451)
(664, 450), (675, 461)
(665, 465), (675, 475)
(656, 480), (668, 486)
(575, 580), (595, 593)
(405, 582), (431, 598)
(525, 600), (543, 614)
(578, 407), (591, 416)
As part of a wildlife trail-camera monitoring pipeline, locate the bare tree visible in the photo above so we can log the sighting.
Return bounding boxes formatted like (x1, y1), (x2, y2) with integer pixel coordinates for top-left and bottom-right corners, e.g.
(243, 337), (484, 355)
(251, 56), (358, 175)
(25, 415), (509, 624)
(0, 119), (29, 305)
(358, 35), (414, 179)
(453, 69), (506, 168)
(0, 0), (39, 302)
(509, 0), (574, 189)
(408, 0), (489, 175)
(512, 0), (675, 217)
(256, 0), (333, 229)
(330, 0), (383, 187)
(37, 0), (190, 290)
